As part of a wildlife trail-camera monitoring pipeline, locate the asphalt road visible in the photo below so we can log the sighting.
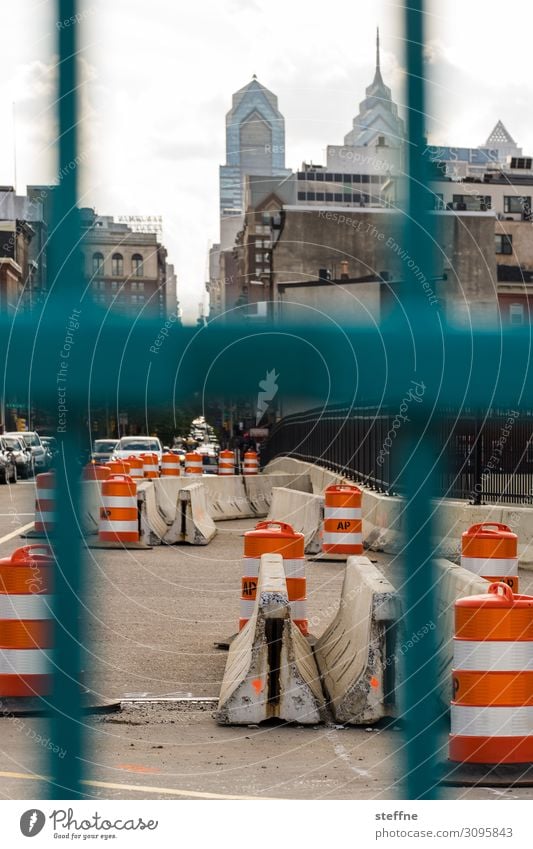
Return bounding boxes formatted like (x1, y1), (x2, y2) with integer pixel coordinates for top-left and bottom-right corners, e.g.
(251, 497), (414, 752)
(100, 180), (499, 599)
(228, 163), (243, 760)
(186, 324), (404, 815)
(1, 481), (532, 800)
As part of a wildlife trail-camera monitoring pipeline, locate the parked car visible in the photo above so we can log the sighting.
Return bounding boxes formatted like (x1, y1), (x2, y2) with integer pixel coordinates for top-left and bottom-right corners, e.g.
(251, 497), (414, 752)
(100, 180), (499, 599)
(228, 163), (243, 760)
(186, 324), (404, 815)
(5, 431), (48, 472)
(0, 438), (18, 483)
(1, 434), (32, 478)
(41, 436), (59, 464)
(112, 436), (163, 465)
(90, 439), (119, 464)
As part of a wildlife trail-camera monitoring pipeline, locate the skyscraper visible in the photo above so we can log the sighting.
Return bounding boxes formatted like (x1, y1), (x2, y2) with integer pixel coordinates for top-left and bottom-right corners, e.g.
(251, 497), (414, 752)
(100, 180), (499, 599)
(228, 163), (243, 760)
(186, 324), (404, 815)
(219, 76), (290, 220)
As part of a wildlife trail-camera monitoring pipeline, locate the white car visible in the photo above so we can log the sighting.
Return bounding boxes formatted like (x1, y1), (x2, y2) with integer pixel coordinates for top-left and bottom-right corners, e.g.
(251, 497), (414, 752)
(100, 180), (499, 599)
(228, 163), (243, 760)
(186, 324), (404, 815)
(6, 431), (49, 472)
(112, 436), (163, 465)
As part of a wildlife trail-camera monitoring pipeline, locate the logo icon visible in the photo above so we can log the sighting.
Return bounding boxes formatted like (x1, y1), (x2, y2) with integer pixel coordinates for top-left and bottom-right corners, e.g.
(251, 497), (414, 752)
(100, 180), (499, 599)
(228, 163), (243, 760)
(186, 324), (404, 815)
(20, 810), (46, 837)
(256, 369), (279, 425)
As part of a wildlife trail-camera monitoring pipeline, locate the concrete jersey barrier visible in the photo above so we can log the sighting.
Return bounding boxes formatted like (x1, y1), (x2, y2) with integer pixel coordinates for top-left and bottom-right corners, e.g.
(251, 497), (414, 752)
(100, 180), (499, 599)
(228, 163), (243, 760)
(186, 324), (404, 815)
(267, 487), (324, 554)
(433, 558), (489, 707)
(315, 556), (399, 724)
(216, 553), (325, 725)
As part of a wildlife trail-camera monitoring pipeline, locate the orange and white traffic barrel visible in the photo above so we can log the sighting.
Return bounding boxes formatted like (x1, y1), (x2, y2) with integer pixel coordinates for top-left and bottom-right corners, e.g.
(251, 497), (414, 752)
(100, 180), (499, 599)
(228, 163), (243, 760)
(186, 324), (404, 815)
(449, 582), (533, 770)
(34, 472), (56, 535)
(82, 463), (110, 481)
(240, 521), (307, 636)
(243, 450), (259, 475)
(141, 453), (159, 479)
(322, 484), (363, 555)
(185, 452), (202, 476)
(0, 544), (54, 698)
(218, 450), (235, 476)
(99, 474), (139, 544)
(106, 460), (131, 476)
(126, 456), (144, 480)
(462, 523), (518, 594)
(161, 453), (180, 477)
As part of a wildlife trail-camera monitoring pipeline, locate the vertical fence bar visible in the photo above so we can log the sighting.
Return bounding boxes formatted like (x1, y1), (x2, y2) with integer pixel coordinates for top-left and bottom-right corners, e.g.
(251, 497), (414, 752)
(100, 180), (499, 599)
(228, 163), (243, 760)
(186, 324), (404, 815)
(47, 0), (85, 798)
(400, 0), (440, 799)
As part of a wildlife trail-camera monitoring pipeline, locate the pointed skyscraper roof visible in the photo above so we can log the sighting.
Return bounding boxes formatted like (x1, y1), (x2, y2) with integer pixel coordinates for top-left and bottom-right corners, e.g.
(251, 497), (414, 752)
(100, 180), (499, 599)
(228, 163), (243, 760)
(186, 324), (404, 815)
(344, 28), (404, 147)
(485, 120), (516, 147)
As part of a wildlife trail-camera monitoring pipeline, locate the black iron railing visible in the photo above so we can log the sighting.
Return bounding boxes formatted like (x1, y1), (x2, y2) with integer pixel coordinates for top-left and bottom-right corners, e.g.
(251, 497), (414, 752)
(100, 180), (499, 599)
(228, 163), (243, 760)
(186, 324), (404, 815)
(262, 405), (533, 505)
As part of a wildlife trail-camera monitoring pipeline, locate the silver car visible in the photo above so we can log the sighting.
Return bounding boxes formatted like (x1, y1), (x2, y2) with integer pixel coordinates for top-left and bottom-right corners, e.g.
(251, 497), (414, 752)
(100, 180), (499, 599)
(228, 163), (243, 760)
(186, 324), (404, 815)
(9, 431), (49, 472)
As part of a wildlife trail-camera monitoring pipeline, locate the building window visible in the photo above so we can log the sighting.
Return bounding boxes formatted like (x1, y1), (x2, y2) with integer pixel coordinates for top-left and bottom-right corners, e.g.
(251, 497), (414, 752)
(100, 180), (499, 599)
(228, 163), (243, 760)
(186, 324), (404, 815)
(343, 174), (352, 183)
(343, 193), (351, 202)
(306, 172), (315, 181)
(315, 172), (324, 181)
(92, 252), (104, 275)
(510, 303), (524, 325)
(131, 281), (137, 292)
(132, 253), (143, 276)
(111, 253), (123, 276)
(111, 280), (118, 292)
(325, 173), (334, 182)
(504, 195), (531, 218)
(131, 294), (138, 305)
(137, 281), (144, 293)
(434, 193), (445, 210)
(334, 193), (342, 202)
(297, 192), (306, 201)
(325, 193), (334, 202)
(495, 234), (513, 255)
(307, 192), (316, 201)
(316, 193), (325, 202)
(138, 295), (145, 305)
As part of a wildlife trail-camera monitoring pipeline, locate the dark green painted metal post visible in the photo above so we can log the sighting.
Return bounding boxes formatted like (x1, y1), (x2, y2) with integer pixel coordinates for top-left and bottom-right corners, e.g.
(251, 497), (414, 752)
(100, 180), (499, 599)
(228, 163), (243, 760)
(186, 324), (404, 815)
(47, 0), (85, 798)
(400, 0), (441, 798)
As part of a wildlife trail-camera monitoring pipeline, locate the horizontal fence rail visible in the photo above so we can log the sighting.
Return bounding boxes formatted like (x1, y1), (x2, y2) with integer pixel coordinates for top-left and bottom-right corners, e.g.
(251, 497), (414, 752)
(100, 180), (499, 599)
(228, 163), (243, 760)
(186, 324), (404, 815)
(262, 405), (533, 505)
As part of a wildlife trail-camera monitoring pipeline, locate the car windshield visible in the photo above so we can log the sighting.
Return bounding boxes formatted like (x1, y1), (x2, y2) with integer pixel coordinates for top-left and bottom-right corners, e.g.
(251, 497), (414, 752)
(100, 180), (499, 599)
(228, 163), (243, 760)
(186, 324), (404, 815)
(3, 437), (22, 449)
(21, 434), (40, 447)
(94, 441), (118, 452)
(117, 439), (160, 451)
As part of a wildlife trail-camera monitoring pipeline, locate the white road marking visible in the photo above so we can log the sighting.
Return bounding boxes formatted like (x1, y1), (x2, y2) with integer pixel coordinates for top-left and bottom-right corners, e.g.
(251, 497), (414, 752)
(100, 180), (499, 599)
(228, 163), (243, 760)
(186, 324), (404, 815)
(0, 770), (276, 800)
(0, 522), (35, 545)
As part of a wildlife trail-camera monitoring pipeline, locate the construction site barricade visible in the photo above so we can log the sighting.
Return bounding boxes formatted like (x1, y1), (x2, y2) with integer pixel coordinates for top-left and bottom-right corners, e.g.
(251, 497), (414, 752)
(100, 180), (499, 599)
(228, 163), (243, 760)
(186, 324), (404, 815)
(34, 472), (56, 535)
(185, 452), (202, 476)
(322, 484), (363, 555)
(240, 521), (307, 636)
(462, 523), (519, 594)
(99, 474), (139, 544)
(0, 545), (54, 698)
(449, 582), (533, 766)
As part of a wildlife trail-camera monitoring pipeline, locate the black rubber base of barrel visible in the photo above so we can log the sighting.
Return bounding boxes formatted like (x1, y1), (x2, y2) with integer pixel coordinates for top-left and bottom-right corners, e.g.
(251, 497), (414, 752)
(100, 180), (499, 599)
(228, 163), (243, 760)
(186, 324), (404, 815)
(0, 693), (121, 718)
(20, 528), (46, 539)
(308, 552), (348, 562)
(440, 759), (533, 787)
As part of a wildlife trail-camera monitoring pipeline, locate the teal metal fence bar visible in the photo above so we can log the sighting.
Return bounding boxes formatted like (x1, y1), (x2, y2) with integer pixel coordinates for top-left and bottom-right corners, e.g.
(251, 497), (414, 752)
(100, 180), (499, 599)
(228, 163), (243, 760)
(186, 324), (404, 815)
(400, 0), (440, 798)
(47, 0), (85, 798)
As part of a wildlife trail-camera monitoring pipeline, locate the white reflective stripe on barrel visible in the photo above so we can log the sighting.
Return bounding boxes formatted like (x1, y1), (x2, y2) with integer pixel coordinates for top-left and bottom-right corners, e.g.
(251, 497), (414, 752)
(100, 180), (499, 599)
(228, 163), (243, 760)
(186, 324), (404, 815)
(0, 649), (52, 675)
(101, 496), (137, 508)
(36, 511), (55, 520)
(0, 594), (53, 619)
(322, 532), (362, 545)
(324, 507), (362, 520)
(451, 705), (533, 737)
(453, 639), (533, 671)
(461, 557), (518, 577)
(289, 600), (307, 620)
(282, 558), (306, 578)
(241, 557), (305, 579)
(99, 520), (138, 533)
(240, 599), (256, 618)
(35, 489), (55, 500)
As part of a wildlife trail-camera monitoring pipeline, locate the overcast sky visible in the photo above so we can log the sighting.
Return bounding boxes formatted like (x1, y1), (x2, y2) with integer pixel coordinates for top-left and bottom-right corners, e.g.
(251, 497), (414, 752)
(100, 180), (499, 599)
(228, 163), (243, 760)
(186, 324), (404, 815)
(2, 0), (533, 321)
